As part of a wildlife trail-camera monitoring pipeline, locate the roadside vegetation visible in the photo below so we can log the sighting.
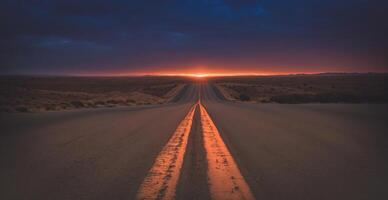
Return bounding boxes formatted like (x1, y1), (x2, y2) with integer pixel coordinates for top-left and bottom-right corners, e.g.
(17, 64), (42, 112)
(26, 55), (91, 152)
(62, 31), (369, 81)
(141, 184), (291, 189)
(0, 76), (188, 112)
(213, 74), (388, 103)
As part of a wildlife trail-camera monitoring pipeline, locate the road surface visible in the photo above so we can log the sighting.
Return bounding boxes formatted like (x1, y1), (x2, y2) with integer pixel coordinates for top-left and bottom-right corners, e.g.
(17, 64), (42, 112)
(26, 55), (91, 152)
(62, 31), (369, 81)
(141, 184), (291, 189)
(1, 83), (387, 200)
(201, 84), (388, 200)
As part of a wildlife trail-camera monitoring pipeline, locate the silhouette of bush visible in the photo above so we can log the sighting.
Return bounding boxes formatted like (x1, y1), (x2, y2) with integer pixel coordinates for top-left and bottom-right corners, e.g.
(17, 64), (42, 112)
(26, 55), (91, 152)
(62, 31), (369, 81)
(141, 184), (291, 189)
(95, 101), (106, 105)
(126, 99), (136, 104)
(106, 100), (118, 104)
(239, 94), (250, 101)
(15, 106), (29, 112)
(70, 101), (84, 108)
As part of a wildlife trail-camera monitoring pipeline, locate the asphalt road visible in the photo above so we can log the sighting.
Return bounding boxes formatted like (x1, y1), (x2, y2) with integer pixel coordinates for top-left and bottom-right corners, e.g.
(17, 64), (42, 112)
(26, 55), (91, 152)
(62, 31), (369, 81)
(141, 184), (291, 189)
(0, 85), (199, 200)
(201, 84), (388, 200)
(1, 83), (388, 200)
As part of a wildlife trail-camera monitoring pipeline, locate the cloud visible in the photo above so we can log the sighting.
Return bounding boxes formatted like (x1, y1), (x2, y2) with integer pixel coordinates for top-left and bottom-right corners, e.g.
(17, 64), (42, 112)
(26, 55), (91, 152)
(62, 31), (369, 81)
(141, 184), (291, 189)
(0, 0), (387, 74)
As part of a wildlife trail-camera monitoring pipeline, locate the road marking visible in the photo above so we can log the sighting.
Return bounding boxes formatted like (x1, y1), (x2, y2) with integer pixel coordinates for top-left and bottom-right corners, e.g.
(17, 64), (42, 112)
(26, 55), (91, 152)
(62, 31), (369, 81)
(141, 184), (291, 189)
(136, 104), (197, 200)
(199, 103), (255, 200)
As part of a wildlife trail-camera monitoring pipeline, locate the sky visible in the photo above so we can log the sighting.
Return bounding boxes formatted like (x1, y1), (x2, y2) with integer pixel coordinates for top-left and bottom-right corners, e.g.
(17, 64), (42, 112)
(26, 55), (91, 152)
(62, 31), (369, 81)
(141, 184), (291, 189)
(1, 0), (387, 75)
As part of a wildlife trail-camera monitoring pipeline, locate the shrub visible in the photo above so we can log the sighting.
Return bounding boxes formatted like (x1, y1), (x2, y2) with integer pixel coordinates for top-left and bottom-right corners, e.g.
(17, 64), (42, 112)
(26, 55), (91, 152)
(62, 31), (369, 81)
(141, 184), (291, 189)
(70, 101), (84, 108)
(239, 94), (250, 101)
(15, 106), (29, 112)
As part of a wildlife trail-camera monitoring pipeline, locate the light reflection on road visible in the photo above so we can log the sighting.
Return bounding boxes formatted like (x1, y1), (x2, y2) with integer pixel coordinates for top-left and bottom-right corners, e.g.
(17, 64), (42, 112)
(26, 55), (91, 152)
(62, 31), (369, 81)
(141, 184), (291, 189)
(200, 103), (255, 200)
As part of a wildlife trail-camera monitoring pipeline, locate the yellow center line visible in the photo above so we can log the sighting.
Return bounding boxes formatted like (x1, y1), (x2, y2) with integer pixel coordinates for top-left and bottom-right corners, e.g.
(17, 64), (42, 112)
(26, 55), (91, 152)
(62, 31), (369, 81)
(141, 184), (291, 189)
(136, 104), (197, 200)
(199, 103), (255, 200)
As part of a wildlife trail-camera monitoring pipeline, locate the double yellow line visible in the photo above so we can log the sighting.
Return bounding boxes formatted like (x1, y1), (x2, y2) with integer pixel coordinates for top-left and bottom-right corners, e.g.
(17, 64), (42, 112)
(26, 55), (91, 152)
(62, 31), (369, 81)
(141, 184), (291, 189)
(136, 101), (254, 200)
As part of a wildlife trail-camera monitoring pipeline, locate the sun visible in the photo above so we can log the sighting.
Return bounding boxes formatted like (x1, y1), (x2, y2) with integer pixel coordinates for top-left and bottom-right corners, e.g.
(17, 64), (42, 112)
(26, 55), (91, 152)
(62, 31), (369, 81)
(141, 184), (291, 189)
(191, 73), (208, 78)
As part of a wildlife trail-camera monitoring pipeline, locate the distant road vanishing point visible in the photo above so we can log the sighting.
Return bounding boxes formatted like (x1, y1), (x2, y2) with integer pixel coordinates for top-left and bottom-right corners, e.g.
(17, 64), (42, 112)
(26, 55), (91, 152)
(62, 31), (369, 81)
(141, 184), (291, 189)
(1, 83), (388, 200)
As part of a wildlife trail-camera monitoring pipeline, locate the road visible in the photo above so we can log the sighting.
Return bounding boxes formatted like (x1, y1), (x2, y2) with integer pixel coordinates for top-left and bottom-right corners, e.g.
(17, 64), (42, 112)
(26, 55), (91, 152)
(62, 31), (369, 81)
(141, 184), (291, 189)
(1, 83), (388, 200)
(201, 84), (388, 200)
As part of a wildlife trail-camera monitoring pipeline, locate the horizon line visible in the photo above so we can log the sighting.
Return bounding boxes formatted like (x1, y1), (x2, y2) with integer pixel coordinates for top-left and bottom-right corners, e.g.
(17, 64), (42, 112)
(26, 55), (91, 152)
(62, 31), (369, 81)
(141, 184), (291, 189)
(1, 71), (387, 78)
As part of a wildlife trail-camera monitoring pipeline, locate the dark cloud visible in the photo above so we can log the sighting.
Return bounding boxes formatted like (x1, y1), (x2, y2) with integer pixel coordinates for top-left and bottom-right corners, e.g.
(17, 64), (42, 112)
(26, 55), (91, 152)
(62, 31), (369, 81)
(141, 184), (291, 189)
(0, 0), (387, 74)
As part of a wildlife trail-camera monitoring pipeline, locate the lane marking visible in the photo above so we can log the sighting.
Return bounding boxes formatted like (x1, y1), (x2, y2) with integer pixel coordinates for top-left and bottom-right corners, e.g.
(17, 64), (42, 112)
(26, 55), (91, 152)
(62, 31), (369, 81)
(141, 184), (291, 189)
(200, 103), (255, 200)
(136, 104), (197, 200)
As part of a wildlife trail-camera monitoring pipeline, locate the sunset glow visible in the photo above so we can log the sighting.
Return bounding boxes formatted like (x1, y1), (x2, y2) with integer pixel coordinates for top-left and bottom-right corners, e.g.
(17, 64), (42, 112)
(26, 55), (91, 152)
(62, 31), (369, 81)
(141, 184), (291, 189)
(2, 1), (388, 200)
(71, 68), (368, 77)
(192, 74), (208, 78)
(2, 1), (387, 75)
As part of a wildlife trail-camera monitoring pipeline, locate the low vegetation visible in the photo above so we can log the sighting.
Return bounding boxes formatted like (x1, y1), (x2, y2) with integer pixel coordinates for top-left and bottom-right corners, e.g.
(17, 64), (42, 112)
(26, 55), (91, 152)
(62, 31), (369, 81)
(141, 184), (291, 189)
(213, 74), (388, 103)
(0, 76), (188, 112)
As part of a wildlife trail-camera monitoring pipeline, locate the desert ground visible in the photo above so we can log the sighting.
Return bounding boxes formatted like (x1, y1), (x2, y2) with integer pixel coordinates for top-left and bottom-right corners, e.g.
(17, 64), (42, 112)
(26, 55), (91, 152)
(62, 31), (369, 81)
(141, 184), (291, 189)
(212, 73), (388, 103)
(2, 74), (387, 113)
(1, 75), (387, 200)
(0, 76), (190, 112)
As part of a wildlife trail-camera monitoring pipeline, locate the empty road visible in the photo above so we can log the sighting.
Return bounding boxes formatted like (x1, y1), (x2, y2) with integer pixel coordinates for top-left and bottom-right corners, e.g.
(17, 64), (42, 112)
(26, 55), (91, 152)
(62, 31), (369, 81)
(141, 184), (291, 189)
(1, 83), (388, 200)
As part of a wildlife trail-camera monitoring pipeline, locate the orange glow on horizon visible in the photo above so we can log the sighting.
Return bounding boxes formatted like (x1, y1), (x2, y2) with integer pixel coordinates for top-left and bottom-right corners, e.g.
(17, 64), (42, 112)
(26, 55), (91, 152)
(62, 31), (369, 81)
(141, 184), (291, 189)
(191, 73), (208, 78)
(71, 66), (380, 77)
(77, 71), (290, 77)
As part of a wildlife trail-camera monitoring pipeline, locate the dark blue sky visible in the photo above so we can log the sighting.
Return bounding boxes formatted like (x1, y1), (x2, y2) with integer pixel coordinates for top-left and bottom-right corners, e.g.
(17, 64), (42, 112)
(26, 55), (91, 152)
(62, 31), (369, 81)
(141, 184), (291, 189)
(1, 0), (387, 75)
